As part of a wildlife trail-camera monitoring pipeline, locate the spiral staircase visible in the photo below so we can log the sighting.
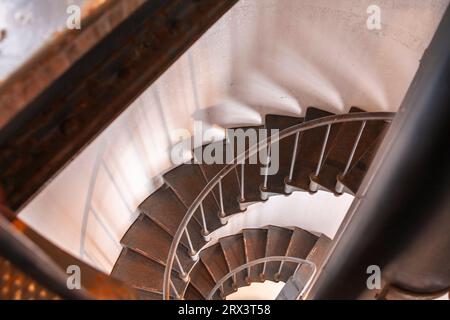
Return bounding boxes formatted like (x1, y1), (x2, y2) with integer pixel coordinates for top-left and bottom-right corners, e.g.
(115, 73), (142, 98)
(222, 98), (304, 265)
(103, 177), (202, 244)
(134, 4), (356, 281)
(1, 1), (449, 302)
(110, 106), (391, 300)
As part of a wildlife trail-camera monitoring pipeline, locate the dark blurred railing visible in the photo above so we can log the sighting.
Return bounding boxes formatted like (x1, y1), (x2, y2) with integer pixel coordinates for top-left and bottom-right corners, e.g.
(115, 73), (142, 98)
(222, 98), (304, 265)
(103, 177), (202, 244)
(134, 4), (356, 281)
(0, 214), (138, 300)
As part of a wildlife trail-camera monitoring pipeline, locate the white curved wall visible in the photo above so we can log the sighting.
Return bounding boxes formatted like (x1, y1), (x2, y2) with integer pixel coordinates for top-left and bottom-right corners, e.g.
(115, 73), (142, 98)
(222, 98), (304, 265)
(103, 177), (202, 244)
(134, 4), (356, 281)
(18, 0), (448, 273)
(210, 191), (353, 242)
(227, 281), (286, 300)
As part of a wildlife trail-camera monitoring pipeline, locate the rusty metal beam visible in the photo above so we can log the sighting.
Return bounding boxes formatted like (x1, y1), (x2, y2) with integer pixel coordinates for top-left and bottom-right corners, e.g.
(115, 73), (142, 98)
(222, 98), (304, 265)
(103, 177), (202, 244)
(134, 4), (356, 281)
(0, 0), (238, 211)
(0, 0), (146, 126)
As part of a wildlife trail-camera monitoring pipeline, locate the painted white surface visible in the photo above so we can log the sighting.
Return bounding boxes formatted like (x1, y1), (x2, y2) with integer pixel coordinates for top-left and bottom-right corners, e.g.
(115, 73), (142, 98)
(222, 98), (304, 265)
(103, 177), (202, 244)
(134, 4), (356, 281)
(18, 0), (448, 273)
(227, 281), (285, 300)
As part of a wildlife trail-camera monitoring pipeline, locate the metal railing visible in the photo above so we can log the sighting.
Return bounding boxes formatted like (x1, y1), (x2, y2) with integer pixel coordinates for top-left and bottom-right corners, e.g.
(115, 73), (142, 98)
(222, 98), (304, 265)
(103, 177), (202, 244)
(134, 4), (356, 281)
(206, 256), (316, 300)
(163, 112), (395, 300)
(0, 215), (90, 299)
(0, 215), (139, 300)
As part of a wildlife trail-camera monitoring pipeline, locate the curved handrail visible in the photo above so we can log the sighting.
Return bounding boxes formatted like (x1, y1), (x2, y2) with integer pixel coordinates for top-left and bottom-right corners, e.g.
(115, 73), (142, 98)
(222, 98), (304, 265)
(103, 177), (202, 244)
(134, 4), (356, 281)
(206, 256), (316, 300)
(163, 112), (395, 299)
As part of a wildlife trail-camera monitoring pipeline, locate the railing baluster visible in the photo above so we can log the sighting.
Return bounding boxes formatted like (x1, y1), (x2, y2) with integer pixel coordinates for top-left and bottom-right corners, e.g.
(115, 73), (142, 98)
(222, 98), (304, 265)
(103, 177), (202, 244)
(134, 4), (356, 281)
(276, 261), (285, 281)
(199, 202), (210, 241)
(218, 179), (227, 225)
(310, 124), (331, 192)
(240, 164), (245, 202)
(260, 142), (272, 200)
(335, 121), (366, 194)
(260, 143), (271, 201)
(170, 280), (180, 300)
(232, 273), (237, 290)
(294, 262), (303, 274)
(287, 132), (300, 182)
(184, 229), (198, 261)
(344, 121), (366, 176)
(261, 261), (266, 280)
(315, 124), (331, 177)
(175, 253), (189, 282)
(263, 145), (271, 189)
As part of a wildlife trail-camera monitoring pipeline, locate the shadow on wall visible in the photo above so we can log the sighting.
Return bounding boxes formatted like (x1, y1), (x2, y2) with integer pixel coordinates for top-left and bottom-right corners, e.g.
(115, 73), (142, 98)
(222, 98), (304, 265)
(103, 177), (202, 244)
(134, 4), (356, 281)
(190, 0), (439, 127)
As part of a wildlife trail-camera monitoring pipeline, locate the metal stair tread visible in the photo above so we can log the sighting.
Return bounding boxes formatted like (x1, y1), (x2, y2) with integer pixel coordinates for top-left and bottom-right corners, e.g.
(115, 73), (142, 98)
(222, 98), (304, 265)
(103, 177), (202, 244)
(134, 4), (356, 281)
(200, 243), (234, 296)
(243, 228), (268, 282)
(164, 164), (222, 232)
(194, 140), (244, 218)
(139, 185), (206, 252)
(279, 228), (319, 282)
(315, 107), (388, 194)
(229, 126), (265, 204)
(220, 233), (248, 289)
(264, 226), (293, 281)
(340, 123), (390, 194)
(111, 248), (184, 295)
(184, 284), (204, 300)
(286, 107), (340, 192)
(188, 261), (221, 300)
(264, 114), (304, 195)
(121, 214), (194, 276)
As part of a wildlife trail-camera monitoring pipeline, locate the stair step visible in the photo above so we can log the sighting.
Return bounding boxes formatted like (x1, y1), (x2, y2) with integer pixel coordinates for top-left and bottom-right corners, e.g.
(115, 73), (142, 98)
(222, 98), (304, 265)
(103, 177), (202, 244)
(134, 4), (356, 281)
(189, 261), (221, 300)
(121, 214), (194, 276)
(164, 164), (222, 232)
(139, 185), (206, 253)
(201, 243), (234, 297)
(295, 234), (332, 295)
(263, 114), (304, 195)
(220, 234), (248, 289)
(277, 234), (331, 300)
(305, 234), (332, 265)
(264, 226), (293, 281)
(230, 126), (265, 205)
(275, 278), (301, 300)
(278, 228), (319, 282)
(135, 288), (163, 300)
(314, 107), (388, 194)
(339, 123), (389, 194)
(195, 140), (244, 218)
(312, 107), (365, 192)
(243, 228), (268, 282)
(111, 248), (184, 296)
(184, 284), (205, 300)
(286, 107), (340, 192)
